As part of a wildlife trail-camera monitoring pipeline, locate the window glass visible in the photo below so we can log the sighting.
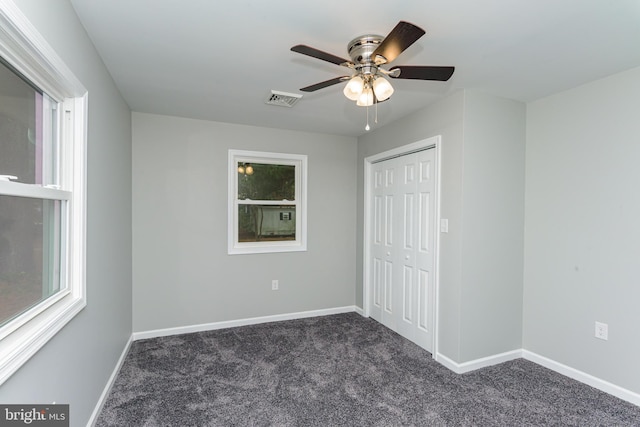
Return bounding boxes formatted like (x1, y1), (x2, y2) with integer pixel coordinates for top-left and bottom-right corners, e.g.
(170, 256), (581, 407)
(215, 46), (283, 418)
(0, 195), (61, 327)
(0, 59), (57, 185)
(237, 163), (295, 201)
(238, 205), (296, 242)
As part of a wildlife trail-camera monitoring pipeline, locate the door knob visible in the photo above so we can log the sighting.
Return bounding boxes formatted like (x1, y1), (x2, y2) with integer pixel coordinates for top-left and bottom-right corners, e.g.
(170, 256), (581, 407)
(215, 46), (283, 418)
(386, 252), (391, 256)
(405, 255), (410, 260)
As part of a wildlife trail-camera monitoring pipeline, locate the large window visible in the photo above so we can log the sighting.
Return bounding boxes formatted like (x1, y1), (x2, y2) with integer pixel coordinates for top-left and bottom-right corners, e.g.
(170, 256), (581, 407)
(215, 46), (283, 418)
(0, 60), (62, 328)
(228, 150), (307, 254)
(0, 4), (87, 384)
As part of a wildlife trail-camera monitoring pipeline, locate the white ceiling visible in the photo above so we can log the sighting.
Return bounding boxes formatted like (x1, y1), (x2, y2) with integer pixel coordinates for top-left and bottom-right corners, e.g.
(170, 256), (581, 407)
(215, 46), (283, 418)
(69, 0), (640, 137)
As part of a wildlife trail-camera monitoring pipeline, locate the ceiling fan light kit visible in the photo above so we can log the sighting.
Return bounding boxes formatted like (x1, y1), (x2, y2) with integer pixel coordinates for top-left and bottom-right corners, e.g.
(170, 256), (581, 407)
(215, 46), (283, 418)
(291, 21), (455, 130)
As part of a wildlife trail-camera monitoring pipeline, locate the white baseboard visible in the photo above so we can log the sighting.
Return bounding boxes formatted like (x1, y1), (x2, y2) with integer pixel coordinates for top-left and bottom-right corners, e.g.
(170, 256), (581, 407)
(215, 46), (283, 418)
(435, 348), (639, 407)
(132, 305), (359, 341)
(87, 335), (133, 426)
(435, 349), (522, 374)
(354, 306), (365, 317)
(522, 350), (640, 407)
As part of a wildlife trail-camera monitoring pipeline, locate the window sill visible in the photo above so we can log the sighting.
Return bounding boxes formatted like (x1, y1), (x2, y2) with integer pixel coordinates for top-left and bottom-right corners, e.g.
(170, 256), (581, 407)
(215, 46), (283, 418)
(228, 241), (307, 255)
(0, 294), (86, 385)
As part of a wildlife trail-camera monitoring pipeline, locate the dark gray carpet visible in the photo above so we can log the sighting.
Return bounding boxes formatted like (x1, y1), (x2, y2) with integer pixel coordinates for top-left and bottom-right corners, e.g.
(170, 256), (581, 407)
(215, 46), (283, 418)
(96, 313), (640, 426)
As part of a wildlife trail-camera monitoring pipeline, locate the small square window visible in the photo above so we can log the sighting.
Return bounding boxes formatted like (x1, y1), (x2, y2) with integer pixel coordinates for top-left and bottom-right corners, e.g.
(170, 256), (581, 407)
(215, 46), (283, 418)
(228, 150), (307, 254)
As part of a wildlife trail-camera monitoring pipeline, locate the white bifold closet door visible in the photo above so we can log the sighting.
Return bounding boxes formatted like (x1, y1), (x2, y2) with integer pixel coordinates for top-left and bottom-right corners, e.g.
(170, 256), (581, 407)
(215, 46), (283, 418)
(369, 148), (436, 352)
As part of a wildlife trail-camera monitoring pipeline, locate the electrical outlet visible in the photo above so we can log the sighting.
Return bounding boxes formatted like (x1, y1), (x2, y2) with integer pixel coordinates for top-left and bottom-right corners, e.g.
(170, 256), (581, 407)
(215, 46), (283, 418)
(595, 321), (608, 340)
(271, 279), (279, 291)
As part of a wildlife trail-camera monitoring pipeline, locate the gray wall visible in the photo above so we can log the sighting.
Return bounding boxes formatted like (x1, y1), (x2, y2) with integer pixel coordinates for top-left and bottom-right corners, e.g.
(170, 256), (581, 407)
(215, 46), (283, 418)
(132, 113), (357, 332)
(459, 91), (525, 361)
(523, 66), (640, 394)
(357, 90), (525, 363)
(0, 1), (132, 426)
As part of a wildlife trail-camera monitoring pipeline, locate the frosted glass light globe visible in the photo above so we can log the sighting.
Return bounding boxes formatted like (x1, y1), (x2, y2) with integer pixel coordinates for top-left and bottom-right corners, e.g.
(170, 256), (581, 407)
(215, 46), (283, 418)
(373, 76), (394, 101)
(343, 76), (364, 101)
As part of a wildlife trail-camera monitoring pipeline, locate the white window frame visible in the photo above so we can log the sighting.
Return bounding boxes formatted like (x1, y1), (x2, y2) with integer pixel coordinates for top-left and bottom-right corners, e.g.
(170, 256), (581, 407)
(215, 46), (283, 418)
(228, 150), (307, 254)
(0, 1), (87, 385)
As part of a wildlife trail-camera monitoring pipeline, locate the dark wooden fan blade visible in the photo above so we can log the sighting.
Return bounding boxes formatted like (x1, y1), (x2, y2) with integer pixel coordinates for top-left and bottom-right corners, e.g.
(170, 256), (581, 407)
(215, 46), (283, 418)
(300, 76), (350, 92)
(291, 45), (352, 66)
(389, 66), (455, 81)
(372, 21), (426, 65)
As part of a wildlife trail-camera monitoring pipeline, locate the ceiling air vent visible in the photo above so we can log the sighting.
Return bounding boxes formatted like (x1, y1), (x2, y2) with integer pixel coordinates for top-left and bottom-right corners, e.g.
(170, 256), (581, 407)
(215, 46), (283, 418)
(265, 90), (302, 108)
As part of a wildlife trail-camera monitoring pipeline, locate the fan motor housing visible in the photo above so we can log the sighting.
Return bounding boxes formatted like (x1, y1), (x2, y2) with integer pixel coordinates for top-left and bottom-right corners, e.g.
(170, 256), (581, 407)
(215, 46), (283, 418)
(347, 34), (383, 65)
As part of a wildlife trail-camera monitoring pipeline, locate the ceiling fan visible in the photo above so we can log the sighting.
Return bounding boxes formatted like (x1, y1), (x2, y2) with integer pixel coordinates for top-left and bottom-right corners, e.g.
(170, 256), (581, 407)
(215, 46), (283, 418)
(291, 21), (455, 107)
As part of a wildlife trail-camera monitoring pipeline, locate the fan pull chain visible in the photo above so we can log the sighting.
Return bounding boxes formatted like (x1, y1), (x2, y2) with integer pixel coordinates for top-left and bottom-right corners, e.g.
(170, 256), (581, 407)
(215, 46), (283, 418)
(375, 100), (378, 124)
(365, 104), (370, 131)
